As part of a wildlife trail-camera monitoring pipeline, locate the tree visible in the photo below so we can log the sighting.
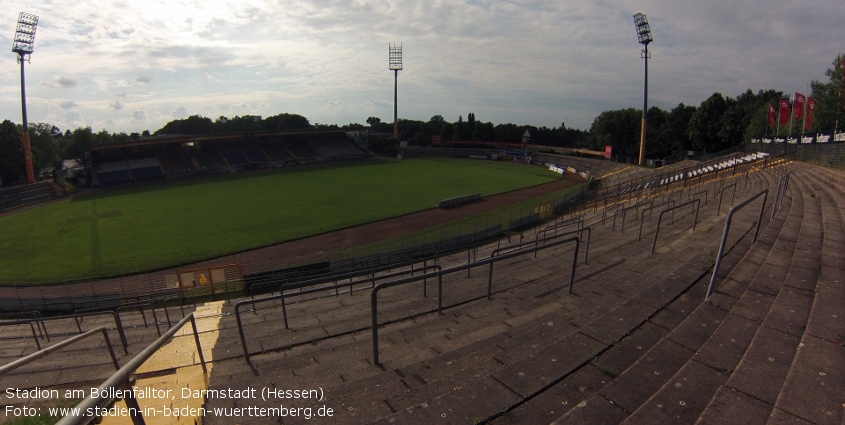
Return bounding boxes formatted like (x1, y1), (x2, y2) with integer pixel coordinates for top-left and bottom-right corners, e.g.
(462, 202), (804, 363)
(743, 89), (784, 140)
(154, 115), (214, 135)
(425, 115), (445, 137)
(29, 122), (62, 172)
(366, 116), (381, 126)
(64, 127), (94, 160)
(263, 113), (310, 131)
(587, 108), (641, 158)
(0, 120), (25, 184)
(661, 103), (696, 154)
(810, 54), (845, 131)
(688, 93), (728, 153)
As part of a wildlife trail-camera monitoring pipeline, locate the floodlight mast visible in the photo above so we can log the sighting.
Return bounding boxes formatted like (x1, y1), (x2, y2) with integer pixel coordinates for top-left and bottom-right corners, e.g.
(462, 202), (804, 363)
(12, 12), (39, 184)
(633, 12), (652, 167)
(389, 43), (403, 140)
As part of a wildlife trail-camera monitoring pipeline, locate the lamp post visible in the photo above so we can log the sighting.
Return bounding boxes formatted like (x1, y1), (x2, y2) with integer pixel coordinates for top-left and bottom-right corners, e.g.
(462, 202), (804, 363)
(633, 12), (652, 166)
(12, 12), (39, 184)
(389, 43), (403, 140)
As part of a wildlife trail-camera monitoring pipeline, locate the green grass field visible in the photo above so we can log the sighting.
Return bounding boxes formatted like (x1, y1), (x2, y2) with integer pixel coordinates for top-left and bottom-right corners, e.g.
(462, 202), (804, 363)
(0, 159), (561, 283)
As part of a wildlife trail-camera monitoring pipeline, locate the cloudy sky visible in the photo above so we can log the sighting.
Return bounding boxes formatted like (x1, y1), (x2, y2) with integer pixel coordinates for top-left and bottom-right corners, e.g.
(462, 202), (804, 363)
(0, 0), (842, 134)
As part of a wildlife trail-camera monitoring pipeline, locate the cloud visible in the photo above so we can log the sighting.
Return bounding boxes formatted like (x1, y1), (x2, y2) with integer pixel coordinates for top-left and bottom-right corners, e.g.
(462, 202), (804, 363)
(172, 106), (189, 118)
(110, 99), (125, 110)
(229, 102), (252, 110)
(60, 100), (78, 109)
(44, 77), (79, 89)
(132, 111), (146, 120)
(1, 0), (841, 134)
(65, 111), (83, 122)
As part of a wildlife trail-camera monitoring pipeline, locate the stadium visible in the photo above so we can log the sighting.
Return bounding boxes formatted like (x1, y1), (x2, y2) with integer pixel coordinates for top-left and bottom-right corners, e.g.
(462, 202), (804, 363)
(1, 4), (844, 424)
(1, 132), (843, 425)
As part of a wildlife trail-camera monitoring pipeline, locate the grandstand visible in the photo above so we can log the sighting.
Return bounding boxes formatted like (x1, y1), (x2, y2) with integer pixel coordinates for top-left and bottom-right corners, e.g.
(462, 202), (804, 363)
(0, 181), (60, 212)
(88, 129), (369, 186)
(1, 144), (843, 425)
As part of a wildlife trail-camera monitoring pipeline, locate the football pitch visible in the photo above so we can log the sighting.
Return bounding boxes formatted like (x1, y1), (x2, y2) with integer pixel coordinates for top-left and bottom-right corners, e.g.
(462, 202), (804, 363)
(0, 159), (563, 283)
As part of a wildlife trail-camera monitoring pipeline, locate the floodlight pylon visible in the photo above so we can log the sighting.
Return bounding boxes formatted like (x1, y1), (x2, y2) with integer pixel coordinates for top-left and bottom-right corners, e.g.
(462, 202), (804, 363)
(633, 12), (652, 167)
(12, 12), (39, 184)
(389, 43), (403, 140)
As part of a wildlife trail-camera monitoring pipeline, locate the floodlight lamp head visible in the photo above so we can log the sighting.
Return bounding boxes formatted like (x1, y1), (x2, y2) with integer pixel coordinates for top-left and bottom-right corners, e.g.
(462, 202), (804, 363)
(633, 12), (653, 45)
(12, 12), (39, 58)
(389, 42), (403, 71)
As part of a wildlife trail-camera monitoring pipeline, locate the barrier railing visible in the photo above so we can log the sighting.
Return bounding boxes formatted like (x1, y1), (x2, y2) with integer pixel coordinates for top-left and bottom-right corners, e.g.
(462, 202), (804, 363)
(638, 199), (676, 241)
(618, 199), (652, 233)
(533, 226), (591, 264)
(234, 265), (442, 363)
(717, 182), (738, 215)
(771, 172), (791, 219)
(0, 311), (129, 354)
(371, 236), (579, 365)
(705, 189), (769, 300)
(55, 313), (206, 425)
(651, 199), (701, 253)
(0, 326), (119, 377)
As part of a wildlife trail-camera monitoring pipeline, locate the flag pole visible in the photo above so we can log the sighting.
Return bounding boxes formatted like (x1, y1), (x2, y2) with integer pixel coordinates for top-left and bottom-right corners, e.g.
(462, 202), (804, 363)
(788, 94), (794, 136)
(802, 83), (808, 132)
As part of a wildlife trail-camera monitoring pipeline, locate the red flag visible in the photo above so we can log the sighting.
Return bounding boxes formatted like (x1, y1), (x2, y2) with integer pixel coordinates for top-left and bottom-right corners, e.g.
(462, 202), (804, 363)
(778, 99), (790, 125)
(793, 93), (806, 119)
(805, 97), (817, 130)
(768, 104), (775, 127)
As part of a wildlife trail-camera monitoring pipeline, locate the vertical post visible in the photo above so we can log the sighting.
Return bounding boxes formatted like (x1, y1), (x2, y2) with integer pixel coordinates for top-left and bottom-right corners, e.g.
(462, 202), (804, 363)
(393, 69), (399, 139)
(639, 42), (648, 166)
(19, 56), (35, 184)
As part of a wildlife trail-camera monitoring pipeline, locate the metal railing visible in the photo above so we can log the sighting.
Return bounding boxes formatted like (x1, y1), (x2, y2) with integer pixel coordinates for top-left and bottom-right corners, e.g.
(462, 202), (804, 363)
(705, 189), (769, 300)
(638, 199), (676, 241)
(56, 313), (206, 425)
(371, 236), (579, 365)
(771, 172), (791, 219)
(0, 311), (129, 354)
(618, 199), (652, 233)
(651, 199), (701, 253)
(717, 182), (738, 215)
(234, 264), (442, 363)
(533, 226), (591, 264)
(0, 326), (120, 377)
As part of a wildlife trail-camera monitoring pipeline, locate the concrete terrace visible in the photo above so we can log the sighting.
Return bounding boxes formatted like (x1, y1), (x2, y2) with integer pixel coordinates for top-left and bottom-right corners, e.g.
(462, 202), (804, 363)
(1, 156), (843, 425)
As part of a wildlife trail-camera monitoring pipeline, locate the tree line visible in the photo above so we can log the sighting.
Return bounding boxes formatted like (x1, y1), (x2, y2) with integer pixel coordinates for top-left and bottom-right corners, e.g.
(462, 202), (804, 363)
(1, 55), (842, 185)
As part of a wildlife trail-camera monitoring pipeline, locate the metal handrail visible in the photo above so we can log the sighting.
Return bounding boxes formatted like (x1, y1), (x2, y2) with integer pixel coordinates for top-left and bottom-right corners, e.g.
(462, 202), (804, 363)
(619, 199), (652, 233)
(533, 226), (591, 264)
(234, 265), (441, 362)
(771, 172), (791, 219)
(55, 313), (206, 425)
(0, 326), (119, 377)
(651, 199), (701, 253)
(705, 189), (769, 300)
(537, 216), (583, 237)
(371, 236), (579, 365)
(638, 199), (676, 241)
(717, 182), (738, 215)
(278, 265), (443, 329)
(115, 302), (161, 337)
(689, 189), (708, 203)
(0, 311), (129, 354)
(247, 255), (431, 295)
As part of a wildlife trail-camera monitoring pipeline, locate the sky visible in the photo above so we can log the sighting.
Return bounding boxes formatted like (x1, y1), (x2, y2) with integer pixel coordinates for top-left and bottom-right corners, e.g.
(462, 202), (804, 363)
(0, 0), (842, 135)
